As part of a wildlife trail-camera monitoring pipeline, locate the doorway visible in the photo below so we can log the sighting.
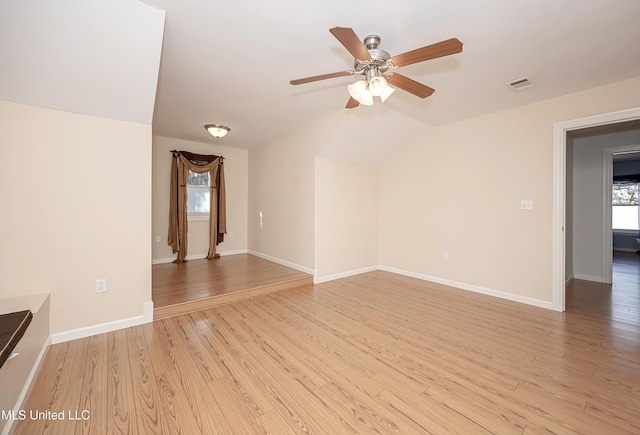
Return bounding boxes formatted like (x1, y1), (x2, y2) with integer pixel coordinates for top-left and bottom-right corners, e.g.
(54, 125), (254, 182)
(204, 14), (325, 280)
(552, 107), (640, 311)
(606, 148), (640, 280)
(569, 130), (640, 284)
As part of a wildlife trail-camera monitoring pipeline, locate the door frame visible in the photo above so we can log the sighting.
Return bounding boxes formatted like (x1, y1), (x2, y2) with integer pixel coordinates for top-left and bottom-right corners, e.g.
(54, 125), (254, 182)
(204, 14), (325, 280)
(552, 106), (640, 311)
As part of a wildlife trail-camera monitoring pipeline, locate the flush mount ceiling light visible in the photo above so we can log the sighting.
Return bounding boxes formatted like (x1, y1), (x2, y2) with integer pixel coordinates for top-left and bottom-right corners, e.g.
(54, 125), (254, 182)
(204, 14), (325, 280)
(204, 124), (230, 138)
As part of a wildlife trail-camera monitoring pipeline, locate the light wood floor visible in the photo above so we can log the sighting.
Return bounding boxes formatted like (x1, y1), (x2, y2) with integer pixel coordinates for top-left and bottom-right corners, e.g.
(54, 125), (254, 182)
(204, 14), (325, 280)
(567, 251), (640, 327)
(152, 254), (313, 319)
(12, 257), (640, 434)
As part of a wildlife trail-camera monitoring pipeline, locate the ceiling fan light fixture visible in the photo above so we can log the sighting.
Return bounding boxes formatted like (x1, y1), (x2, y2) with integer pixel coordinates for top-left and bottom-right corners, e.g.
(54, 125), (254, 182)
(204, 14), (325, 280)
(379, 85), (395, 103)
(368, 75), (388, 97)
(204, 124), (230, 138)
(347, 80), (373, 105)
(359, 92), (374, 106)
(347, 80), (366, 98)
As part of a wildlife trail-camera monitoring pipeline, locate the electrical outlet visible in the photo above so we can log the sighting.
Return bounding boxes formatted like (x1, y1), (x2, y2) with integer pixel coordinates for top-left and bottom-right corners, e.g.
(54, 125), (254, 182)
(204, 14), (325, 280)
(228, 231), (234, 238)
(521, 200), (534, 210)
(442, 251), (448, 260)
(156, 235), (161, 243)
(96, 278), (107, 293)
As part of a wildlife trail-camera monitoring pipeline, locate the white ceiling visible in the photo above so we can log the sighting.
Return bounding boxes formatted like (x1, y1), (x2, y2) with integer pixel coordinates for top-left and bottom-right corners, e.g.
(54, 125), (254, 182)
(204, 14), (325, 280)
(141, 0), (640, 158)
(2, 0), (640, 167)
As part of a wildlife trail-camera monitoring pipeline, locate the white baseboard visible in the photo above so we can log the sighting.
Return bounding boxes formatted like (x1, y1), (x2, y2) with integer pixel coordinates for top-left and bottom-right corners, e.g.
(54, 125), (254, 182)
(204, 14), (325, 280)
(152, 249), (248, 264)
(379, 266), (554, 310)
(219, 249), (249, 256)
(314, 265), (379, 284)
(152, 255), (201, 265)
(50, 301), (154, 344)
(247, 250), (315, 276)
(565, 274), (575, 286)
(2, 335), (52, 435)
(573, 274), (606, 283)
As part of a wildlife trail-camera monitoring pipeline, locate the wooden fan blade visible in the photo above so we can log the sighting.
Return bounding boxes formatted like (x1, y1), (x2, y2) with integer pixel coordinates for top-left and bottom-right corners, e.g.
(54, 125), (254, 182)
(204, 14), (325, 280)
(387, 74), (435, 98)
(346, 97), (359, 109)
(290, 70), (352, 85)
(391, 38), (462, 67)
(329, 27), (371, 61)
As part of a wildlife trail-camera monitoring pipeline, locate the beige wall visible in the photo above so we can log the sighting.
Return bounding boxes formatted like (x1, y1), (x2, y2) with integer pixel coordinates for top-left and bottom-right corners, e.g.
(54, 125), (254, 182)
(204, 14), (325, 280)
(248, 114), (347, 270)
(152, 136), (248, 261)
(379, 77), (640, 304)
(315, 158), (379, 280)
(0, 100), (152, 334)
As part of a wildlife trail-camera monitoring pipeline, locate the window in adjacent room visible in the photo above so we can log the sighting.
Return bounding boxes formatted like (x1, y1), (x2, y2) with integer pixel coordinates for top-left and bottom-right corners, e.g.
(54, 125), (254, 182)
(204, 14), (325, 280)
(187, 170), (210, 220)
(612, 183), (639, 230)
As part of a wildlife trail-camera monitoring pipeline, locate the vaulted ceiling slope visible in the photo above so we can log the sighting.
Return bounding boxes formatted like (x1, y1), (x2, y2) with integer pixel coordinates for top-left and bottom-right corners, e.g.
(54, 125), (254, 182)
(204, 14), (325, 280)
(0, 0), (165, 125)
(1, 0), (639, 165)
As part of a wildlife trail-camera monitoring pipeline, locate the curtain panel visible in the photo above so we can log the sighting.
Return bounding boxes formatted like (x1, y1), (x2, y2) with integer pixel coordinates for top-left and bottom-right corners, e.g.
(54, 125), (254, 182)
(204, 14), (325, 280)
(168, 150), (226, 262)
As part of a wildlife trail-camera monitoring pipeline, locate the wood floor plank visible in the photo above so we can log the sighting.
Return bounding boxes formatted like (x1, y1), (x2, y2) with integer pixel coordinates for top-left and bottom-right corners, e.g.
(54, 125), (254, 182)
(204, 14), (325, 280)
(236, 339), (355, 435)
(377, 387), (491, 434)
(154, 369), (206, 434)
(106, 329), (138, 434)
(205, 376), (268, 434)
(75, 334), (109, 435)
(302, 357), (413, 433)
(159, 361), (228, 435)
(57, 338), (89, 386)
(422, 381), (528, 434)
(255, 410), (301, 435)
(43, 378), (83, 435)
(155, 316), (268, 432)
(13, 343), (71, 435)
(244, 327), (326, 393)
(124, 326), (165, 435)
(166, 313), (227, 383)
(584, 396), (640, 433)
(313, 383), (402, 434)
(512, 383), (637, 435)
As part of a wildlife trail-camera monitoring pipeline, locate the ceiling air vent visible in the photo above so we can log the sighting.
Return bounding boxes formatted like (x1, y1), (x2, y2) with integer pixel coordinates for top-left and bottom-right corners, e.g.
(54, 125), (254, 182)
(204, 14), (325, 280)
(506, 76), (534, 91)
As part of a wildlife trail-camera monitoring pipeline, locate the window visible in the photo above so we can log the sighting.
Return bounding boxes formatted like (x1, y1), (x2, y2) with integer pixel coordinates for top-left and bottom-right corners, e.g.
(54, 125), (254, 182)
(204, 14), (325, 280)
(187, 170), (210, 220)
(612, 184), (639, 230)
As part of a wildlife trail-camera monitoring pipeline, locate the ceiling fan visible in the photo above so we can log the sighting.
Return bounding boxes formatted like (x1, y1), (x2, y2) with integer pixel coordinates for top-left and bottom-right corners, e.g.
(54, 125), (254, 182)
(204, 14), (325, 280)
(290, 27), (463, 108)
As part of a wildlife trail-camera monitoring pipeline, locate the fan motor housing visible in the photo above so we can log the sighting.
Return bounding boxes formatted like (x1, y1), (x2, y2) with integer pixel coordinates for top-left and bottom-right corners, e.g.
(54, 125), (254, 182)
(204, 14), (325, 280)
(354, 34), (392, 74)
